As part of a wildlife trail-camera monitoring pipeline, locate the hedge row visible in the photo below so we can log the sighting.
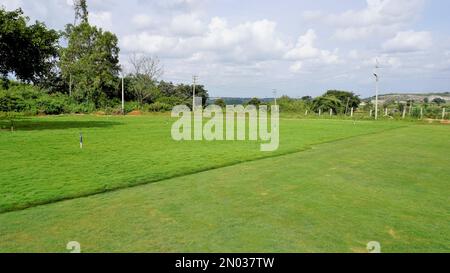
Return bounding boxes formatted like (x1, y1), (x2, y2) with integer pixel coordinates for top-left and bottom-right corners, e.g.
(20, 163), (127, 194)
(0, 85), (173, 115)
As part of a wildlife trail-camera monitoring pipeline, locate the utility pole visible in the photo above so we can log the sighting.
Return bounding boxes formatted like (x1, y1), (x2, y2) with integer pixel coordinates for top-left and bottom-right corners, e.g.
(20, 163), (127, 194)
(192, 75), (198, 110)
(373, 59), (380, 120)
(345, 97), (350, 115)
(272, 89), (277, 106)
(121, 75), (125, 115)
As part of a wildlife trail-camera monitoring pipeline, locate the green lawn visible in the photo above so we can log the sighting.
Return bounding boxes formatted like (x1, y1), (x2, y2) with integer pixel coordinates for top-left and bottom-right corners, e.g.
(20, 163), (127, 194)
(0, 115), (401, 213)
(0, 116), (449, 253)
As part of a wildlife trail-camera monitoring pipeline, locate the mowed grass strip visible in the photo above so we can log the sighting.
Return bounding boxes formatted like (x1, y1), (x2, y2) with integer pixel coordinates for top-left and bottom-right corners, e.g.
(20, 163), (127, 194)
(0, 124), (448, 253)
(0, 115), (402, 212)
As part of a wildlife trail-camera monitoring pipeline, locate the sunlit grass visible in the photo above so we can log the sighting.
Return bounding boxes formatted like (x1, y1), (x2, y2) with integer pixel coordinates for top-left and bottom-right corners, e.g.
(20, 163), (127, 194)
(0, 114), (402, 212)
(0, 123), (448, 252)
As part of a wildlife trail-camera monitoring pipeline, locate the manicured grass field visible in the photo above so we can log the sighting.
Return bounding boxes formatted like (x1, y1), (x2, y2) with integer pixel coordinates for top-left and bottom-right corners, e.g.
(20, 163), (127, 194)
(0, 115), (449, 253)
(0, 115), (401, 213)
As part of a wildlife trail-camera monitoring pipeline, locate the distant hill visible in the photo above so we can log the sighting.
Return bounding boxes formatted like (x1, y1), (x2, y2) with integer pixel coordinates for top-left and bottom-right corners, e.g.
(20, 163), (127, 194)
(209, 92), (450, 105)
(364, 92), (450, 103)
(208, 97), (274, 105)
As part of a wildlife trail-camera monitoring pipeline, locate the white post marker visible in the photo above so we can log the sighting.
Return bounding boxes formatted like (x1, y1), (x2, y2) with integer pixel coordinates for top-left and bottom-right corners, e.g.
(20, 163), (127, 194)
(351, 107), (354, 117)
(330, 109), (333, 116)
(443, 108), (446, 120)
(319, 108), (322, 116)
(385, 108), (388, 116)
(420, 107), (423, 120)
(402, 107), (406, 119)
(80, 132), (83, 149)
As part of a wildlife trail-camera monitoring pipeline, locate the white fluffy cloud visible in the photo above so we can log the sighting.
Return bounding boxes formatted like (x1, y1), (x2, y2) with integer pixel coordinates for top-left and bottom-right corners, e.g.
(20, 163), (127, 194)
(170, 13), (204, 36)
(121, 17), (288, 62)
(382, 31), (432, 52)
(122, 34), (180, 56)
(131, 14), (153, 29)
(90, 11), (113, 30)
(305, 0), (425, 41)
(284, 29), (340, 72)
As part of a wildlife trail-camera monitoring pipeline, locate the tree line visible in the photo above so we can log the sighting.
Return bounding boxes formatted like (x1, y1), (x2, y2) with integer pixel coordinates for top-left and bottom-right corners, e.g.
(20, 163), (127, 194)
(1, 1), (446, 118)
(0, 1), (207, 115)
(213, 90), (361, 115)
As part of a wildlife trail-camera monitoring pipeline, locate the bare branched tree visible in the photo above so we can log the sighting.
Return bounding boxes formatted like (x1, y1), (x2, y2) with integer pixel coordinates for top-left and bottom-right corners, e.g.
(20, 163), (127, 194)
(129, 53), (163, 81)
(128, 53), (164, 105)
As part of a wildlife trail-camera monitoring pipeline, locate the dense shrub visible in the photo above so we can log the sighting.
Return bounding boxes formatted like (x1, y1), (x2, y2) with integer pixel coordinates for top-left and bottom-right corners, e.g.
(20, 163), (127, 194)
(36, 95), (67, 115)
(146, 102), (172, 112)
(124, 101), (141, 113)
(278, 96), (309, 113)
(156, 96), (185, 107)
(65, 102), (96, 114)
(424, 106), (445, 119)
(0, 78), (212, 116)
(0, 90), (28, 112)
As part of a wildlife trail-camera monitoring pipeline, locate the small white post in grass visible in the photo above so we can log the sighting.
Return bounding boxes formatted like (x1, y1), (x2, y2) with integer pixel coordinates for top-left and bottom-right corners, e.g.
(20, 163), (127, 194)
(330, 109), (333, 116)
(319, 108), (322, 116)
(420, 107), (423, 120)
(385, 108), (388, 116)
(443, 108), (446, 120)
(402, 107), (406, 119)
(351, 107), (354, 117)
(80, 132), (83, 149)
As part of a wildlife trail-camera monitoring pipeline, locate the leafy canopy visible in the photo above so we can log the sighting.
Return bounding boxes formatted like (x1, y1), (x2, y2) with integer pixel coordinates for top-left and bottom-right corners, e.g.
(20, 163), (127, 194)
(0, 8), (59, 84)
(60, 22), (120, 105)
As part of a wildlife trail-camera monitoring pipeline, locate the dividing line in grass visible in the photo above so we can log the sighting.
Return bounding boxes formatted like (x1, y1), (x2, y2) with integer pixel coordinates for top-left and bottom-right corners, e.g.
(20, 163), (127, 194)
(0, 124), (410, 215)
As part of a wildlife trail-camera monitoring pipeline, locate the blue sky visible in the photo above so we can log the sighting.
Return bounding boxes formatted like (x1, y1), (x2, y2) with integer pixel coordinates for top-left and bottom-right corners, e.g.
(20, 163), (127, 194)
(1, 0), (449, 98)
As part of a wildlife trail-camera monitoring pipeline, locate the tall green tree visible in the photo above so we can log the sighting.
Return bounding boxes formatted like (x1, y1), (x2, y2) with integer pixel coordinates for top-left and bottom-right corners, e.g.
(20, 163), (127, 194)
(175, 83), (208, 108)
(214, 98), (226, 108)
(323, 90), (361, 113)
(74, 0), (89, 24)
(60, 2), (120, 105)
(432, 98), (446, 105)
(128, 54), (163, 105)
(246, 97), (261, 106)
(312, 95), (343, 113)
(0, 8), (59, 86)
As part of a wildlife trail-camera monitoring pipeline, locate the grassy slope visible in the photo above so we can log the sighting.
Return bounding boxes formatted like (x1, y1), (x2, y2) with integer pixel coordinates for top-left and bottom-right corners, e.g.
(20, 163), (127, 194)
(0, 124), (448, 253)
(0, 115), (401, 212)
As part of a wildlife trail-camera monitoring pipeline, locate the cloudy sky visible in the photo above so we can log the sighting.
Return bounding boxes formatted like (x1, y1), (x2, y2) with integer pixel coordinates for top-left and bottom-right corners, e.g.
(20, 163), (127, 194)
(2, 0), (450, 98)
